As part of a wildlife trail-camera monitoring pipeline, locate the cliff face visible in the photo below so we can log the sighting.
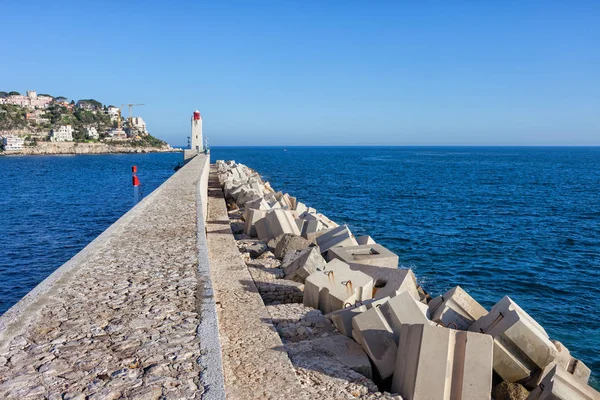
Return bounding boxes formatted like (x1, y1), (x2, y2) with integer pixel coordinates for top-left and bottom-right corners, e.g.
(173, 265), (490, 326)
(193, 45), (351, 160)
(1, 142), (180, 155)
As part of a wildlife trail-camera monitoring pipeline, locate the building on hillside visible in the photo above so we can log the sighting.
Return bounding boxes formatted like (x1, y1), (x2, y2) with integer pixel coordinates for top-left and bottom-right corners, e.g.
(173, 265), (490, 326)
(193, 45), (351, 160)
(107, 128), (127, 139)
(105, 106), (120, 121)
(1, 135), (25, 151)
(0, 98), (6, 105)
(49, 125), (74, 142)
(26, 109), (49, 124)
(86, 126), (99, 139)
(3, 91), (53, 109)
(130, 116), (148, 135)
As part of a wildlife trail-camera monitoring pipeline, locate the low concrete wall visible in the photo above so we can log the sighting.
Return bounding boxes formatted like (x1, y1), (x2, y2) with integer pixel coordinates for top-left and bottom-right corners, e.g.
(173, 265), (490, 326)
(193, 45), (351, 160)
(0, 154), (225, 399)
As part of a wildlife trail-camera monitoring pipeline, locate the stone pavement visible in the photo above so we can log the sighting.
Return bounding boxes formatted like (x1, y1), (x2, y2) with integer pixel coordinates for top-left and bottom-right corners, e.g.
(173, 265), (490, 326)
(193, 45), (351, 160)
(0, 156), (211, 399)
(206, 166), (310, 399)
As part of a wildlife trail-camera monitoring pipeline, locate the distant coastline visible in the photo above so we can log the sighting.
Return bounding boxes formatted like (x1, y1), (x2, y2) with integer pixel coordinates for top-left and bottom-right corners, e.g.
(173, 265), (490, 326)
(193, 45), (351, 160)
(0, 141), (181, 156)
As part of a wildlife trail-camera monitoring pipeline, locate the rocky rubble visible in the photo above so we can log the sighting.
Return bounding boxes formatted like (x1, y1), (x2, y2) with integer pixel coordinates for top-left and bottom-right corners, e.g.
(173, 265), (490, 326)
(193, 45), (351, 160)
(217, 159), (600, 400)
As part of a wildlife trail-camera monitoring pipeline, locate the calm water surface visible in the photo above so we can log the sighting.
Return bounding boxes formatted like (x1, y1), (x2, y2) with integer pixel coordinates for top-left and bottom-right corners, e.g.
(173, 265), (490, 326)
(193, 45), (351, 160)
(1, 147), (599, 388)
(211, 146), (600, 387)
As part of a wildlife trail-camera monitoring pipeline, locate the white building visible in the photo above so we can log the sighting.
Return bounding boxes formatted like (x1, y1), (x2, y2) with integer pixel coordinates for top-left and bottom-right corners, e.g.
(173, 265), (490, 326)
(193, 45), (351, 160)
(1, 135), (25, 151)
(4, 91), (53, 109)
(107, 128), (127, 139)
(86, 126), (99, 139)
(105, 106), (120, 121)
(130, 116), (148, 135)
(49, 125), (74, 142)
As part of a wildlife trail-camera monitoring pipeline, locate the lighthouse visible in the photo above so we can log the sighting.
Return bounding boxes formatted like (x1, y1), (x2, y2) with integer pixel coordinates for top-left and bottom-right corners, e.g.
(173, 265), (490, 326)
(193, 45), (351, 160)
(191, 110), (203, 152)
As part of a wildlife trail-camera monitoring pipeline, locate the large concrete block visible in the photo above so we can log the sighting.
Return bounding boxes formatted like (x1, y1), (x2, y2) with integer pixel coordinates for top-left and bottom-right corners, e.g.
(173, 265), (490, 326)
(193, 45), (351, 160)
(282, 246), (327, 283)
(316, 225), (358, 254)
(236, 188), (261, 207)
(326, 297), (390, 337)
(392, 324), (494, 400)
(304, 259), (373, 314)
(244, 209), (268, 237)
(351, 305), (397, 379)
(348, 264), (420, 300)
(379, 291), (430, 337)
(295, 201), (307, 215)
(274, 234), (311, 259)
(255, 209), (301, 241)
(428, 285), (488, 330)
(526, 365), (600, 400)
(327, 244), (399, 269)
(469, 296), (557, 383)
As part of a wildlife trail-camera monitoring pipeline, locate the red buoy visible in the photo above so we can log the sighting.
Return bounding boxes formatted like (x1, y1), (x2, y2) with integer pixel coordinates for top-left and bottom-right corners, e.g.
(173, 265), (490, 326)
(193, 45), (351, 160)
(132, 176), (140, 187)
(132, 165), (137, 173)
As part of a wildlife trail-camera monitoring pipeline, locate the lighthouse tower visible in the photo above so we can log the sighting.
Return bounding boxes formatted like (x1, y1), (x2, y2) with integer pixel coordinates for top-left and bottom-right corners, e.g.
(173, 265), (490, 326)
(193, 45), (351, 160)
(191, 110), (203, 152)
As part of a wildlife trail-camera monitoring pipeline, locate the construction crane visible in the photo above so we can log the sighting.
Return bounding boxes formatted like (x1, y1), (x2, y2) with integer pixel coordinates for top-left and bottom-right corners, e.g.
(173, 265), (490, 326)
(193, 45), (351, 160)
(119, 103), (145, 132)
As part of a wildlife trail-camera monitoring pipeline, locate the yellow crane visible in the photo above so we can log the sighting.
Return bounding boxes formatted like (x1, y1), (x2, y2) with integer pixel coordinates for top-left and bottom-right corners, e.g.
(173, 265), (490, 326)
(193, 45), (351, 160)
(118, 103), (145, 132)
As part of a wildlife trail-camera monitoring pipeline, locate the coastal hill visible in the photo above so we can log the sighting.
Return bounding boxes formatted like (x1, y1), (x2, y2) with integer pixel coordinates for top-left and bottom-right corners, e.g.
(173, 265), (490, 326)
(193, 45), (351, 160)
(0, 90), (174, 154)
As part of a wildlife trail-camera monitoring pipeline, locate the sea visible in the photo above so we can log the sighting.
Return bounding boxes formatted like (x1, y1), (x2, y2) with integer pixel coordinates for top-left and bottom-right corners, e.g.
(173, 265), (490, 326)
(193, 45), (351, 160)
(1, 147), (599, 388)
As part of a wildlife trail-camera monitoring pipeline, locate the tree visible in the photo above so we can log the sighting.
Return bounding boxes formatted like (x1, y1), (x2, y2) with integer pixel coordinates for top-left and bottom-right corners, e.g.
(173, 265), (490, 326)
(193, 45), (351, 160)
(70, 100), (75, 105)
(8, 91), (20, 96)
(0, 92), (7, 98)
(55, 96), (67, 102)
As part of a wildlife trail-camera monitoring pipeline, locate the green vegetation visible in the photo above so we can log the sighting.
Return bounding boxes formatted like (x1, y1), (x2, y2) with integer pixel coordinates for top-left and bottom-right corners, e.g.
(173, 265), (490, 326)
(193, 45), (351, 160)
(8, 91), (20, 96)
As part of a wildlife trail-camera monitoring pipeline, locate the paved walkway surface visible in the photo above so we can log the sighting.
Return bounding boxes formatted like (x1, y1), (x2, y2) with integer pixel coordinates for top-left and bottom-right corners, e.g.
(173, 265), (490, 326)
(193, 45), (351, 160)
(0, 156), (208, 400)
(206, 167), (309, 400)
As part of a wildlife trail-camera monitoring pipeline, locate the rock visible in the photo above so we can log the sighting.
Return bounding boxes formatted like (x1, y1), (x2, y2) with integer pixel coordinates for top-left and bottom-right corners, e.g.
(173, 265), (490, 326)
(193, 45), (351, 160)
(246, 242), (268, 258)
(267, 234), (285, 252)
(274, 234), (311, 259)
(492, 382), (530, 400)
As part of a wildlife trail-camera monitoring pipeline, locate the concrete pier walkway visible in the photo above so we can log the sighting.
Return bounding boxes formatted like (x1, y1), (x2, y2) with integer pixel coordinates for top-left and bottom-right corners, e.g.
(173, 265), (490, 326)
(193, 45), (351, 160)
(0, 155), (222, 399)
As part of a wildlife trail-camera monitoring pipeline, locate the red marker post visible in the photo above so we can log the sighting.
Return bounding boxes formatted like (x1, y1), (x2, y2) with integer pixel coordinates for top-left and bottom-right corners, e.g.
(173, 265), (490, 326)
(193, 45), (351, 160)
(132, 165), (140, 187)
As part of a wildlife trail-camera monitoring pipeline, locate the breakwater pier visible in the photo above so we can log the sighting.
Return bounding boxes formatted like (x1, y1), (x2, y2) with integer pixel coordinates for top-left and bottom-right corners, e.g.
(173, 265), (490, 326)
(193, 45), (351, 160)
(1, 155), (599, 399)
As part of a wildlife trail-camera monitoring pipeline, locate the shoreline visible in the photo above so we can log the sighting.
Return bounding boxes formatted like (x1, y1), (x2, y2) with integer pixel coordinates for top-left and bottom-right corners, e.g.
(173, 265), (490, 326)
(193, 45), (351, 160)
(0, 141), (182, 156)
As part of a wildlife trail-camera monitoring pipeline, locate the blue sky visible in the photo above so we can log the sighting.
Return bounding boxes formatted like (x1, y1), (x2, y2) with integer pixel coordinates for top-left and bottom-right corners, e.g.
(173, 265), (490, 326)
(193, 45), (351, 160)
(2, 1), (599, 146)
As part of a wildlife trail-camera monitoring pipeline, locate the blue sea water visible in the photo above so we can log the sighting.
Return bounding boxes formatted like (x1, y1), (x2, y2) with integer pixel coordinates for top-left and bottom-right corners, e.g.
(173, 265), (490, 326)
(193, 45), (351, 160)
(1, 147), (599, 388)
(211, 146), (600, 388)
(0, 152), (180, 314)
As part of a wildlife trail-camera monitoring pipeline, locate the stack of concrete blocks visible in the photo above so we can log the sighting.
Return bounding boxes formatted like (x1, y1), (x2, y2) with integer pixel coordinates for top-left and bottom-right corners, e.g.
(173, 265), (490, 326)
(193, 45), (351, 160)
(469, 296), (558, 384)
(281, 246), (327, 283)
(428, 285), (488, 330)
(526, 365), (600, 400)
(351, 292), (430, 379)
(327, 244), (420, 300)
(316, 225), (359, 255)
(304, 259), (374, 314)
(392, 324), (494, 399)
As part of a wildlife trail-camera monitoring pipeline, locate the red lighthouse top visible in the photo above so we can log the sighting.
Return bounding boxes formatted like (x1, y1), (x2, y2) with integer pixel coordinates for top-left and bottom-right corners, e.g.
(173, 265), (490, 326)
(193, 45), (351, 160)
(193, 110), (201, 120)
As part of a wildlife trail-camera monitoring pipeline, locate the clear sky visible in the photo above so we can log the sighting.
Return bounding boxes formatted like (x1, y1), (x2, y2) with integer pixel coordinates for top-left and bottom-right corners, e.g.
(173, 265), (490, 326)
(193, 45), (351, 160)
(2, 1), (599, 146)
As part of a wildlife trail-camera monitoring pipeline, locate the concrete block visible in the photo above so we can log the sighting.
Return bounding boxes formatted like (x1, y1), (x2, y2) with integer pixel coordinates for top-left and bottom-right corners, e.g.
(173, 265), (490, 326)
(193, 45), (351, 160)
(428, 285), (488, 330)
(327, 244), (399, 269)
(326, 297), (390, 337)
(351, 305), (397, 379)
(304, 259), (373, 314)
(255, 209), (301, 241)
(392, 324), (494, 400)
(295, 201), (307, 215)
(526, 340), (591, 389)
(244, 209), (268, 237)
(379, 291), (430, 337)
(300, 220), (323, 239)
(526, 365), (600, 400)
(274, 234), (311, 259)
(356, 235), (376, 245)
(316, 225), (358, 254)
(282, 246), (327, 283)
(349, 264), (420, 300)
(281, 193), (294, 209)
(469, 296), (557, 383)
(236, 188), (261, 207)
